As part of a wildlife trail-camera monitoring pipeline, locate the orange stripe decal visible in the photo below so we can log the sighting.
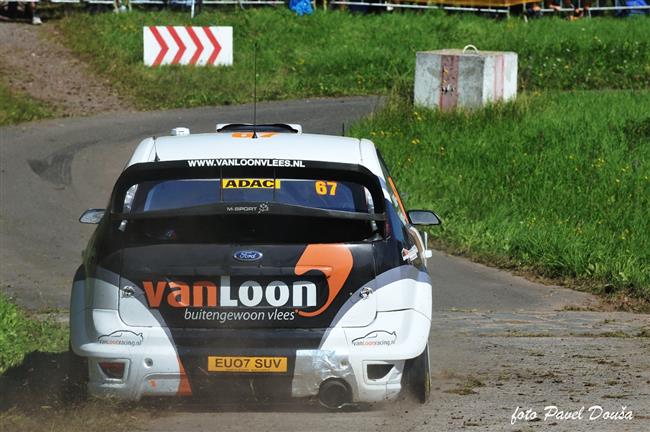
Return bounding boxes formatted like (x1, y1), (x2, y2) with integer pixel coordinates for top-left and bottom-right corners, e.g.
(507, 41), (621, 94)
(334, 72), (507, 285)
(295, 244), (353, 317)
(177, 357), (193, 396)
(387, 176), (408, 220)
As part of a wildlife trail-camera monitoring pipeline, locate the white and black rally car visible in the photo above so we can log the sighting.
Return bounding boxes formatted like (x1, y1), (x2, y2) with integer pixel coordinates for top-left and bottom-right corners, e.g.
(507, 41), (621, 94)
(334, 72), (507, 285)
(70, 123), (440, 408)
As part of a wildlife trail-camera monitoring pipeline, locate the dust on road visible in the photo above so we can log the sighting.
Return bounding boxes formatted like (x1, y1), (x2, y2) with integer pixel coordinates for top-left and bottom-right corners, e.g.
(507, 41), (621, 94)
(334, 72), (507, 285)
(1, 89), (648, 431)
(138, 310), (649, 432)
(2, 309), (647, 432)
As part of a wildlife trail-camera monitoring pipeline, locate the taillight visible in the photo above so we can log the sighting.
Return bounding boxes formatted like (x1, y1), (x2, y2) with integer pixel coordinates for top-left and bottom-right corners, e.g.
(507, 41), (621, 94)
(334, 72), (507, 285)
(99, 361), (126, 379)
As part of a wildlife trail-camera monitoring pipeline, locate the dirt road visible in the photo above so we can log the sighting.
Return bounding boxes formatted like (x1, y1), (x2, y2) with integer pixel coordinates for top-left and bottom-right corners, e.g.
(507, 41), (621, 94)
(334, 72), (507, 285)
(1, 99), (649, 431)
(143, 309), (650, 432)
(0, 22), (127, 116)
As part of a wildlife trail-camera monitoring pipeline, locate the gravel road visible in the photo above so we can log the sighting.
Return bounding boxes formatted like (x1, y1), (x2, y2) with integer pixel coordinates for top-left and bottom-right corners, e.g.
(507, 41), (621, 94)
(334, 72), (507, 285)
(0, 22), (127, 116)
(1, 98), (648, 432)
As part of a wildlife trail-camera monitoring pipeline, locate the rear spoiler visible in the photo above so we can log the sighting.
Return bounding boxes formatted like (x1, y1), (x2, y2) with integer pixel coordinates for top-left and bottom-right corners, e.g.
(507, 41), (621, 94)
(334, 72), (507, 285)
(109, 159), (386, 220)
(216, 123), (302, 134)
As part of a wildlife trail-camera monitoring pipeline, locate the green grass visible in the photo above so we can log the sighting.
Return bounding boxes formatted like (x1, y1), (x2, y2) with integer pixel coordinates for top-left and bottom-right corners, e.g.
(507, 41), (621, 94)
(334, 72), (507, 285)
(53, 10), (650, 299)
(0, 295), (67, 373)
(0, 403), (147, 432)
(56, 10), (650, 109)
(350, 90), (650, 299)
(0, 295), (146, 431)
(0, 81), (53, 126)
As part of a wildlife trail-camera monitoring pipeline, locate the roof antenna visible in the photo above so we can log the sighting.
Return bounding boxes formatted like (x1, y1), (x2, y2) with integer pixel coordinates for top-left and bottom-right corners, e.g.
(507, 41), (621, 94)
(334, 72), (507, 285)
(153, 136), (160, 162)
(252, 41), (258, 139)
(341, 122), (345, 136)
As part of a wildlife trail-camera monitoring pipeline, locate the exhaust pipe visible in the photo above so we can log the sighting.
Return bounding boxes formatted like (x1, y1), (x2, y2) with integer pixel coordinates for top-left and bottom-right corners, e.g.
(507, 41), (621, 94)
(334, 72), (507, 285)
(318, 379), (352, 409)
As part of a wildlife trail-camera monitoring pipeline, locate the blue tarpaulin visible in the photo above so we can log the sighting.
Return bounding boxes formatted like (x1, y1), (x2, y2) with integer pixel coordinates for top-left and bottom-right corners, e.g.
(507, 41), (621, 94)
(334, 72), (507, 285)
(289, 0), (313, 16)
(627, 0), (648, 14)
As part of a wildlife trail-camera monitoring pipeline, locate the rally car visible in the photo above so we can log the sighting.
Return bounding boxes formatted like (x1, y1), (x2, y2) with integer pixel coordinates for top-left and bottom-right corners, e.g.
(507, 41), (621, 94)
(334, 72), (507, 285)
(69, 123), (440, 408)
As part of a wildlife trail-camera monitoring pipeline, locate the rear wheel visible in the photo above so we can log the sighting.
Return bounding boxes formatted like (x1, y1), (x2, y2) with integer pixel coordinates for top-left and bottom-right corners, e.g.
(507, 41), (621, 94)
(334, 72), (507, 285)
(404, 344), (430, 403)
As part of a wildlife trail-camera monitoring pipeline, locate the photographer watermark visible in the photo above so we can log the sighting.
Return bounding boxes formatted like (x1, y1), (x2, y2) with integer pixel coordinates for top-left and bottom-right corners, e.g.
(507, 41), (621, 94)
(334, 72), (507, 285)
(511, 405), (634, 425)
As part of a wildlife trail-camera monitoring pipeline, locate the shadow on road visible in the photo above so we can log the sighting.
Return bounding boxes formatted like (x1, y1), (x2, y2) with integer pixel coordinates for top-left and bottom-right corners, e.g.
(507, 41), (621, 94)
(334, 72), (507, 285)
(0, 351), (381, 415)
(139, 398), (374, 415)
(0, 350), (84, 411)
(0, 350), (383, 432)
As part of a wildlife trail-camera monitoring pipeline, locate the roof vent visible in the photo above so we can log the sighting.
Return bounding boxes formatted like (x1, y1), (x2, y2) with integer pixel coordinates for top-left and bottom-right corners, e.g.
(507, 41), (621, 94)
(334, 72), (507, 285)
(171, 127), (190, 136)
(215, 123), (302, 134)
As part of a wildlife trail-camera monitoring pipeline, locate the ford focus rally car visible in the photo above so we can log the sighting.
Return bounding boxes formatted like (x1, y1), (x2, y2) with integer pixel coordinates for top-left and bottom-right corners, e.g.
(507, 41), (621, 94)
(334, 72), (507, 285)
(70, 123), (441, 408)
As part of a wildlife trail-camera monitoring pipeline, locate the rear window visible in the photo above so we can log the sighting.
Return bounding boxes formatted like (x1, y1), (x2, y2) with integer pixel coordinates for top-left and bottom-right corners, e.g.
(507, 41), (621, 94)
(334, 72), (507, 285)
(129, 178), (368, 213)
(122, 178), (381, 244)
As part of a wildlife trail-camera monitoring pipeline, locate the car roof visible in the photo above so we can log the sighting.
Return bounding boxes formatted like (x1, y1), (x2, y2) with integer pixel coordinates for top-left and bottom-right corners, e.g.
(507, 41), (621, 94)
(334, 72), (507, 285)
(128, 132), (373, 167)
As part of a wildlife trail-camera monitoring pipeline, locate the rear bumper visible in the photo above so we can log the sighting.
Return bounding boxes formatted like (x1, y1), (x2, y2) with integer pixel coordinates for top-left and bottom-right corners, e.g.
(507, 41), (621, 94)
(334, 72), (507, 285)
(71, 308), (430, 402)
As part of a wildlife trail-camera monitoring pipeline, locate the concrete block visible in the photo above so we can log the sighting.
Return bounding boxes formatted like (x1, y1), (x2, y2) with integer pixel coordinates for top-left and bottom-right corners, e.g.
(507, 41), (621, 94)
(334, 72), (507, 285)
(414, 48), (518, 110)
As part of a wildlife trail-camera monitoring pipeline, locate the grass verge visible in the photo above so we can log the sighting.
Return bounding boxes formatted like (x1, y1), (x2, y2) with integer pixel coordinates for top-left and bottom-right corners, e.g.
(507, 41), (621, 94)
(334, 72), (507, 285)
(0, 295), (67, 373)
(0, 296), (148, 432)
(0, 81), (53, 126)
(0, 402), (148, 432)
(350, 90), (650, 301)
(56, 10), (650, 110)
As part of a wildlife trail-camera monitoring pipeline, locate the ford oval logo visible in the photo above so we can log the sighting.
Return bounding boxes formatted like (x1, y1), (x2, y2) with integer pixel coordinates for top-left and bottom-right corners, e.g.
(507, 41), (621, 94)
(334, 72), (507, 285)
(233, 250), (263, 262)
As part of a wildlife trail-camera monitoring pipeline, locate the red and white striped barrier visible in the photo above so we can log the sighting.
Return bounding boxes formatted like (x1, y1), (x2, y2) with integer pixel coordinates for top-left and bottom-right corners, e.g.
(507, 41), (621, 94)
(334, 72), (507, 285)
(143, 26), (233, 67)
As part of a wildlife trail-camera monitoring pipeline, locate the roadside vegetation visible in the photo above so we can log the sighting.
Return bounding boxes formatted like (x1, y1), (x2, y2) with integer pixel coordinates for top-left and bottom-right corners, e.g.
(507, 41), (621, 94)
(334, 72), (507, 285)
(0, 295), (67, 373)
(0, 81), (53, 126)
(0, 403), (147, 432)
(1, 8), (646, 430)
(351, 89), (650, 302)
(0, 294), (147, 431)
(56, 9), (650, 109)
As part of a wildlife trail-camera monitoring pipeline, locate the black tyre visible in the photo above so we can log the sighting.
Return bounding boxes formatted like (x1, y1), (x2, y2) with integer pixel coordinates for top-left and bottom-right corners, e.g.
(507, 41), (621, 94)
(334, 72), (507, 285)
(404, 344), (431, 403)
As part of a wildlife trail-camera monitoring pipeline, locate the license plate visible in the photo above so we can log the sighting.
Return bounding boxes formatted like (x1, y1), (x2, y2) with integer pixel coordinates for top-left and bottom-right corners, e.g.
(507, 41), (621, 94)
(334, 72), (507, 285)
(207, 356), (288, 373)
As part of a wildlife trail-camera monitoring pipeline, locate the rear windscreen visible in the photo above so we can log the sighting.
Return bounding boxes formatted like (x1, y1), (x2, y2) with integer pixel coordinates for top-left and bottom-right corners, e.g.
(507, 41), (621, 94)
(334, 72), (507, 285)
(122, 178), (381, 244)
(129, 178), (368, 213)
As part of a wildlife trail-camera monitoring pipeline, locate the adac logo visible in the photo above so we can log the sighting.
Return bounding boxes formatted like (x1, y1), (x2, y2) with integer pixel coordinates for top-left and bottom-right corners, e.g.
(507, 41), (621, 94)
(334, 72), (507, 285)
(140, 244), (354, 318)
(222, 178), (280, 189)
(233, 250), (263, 262)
